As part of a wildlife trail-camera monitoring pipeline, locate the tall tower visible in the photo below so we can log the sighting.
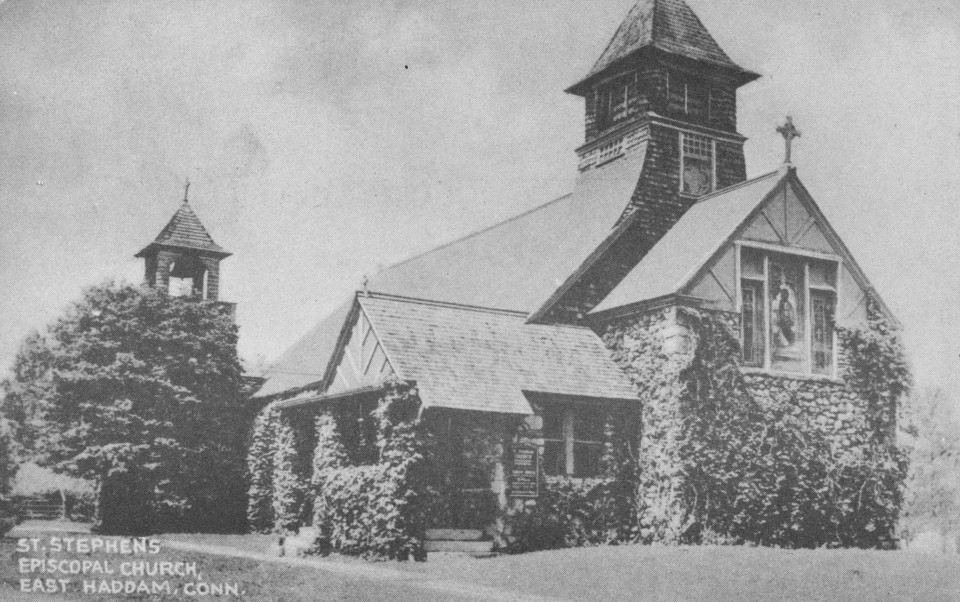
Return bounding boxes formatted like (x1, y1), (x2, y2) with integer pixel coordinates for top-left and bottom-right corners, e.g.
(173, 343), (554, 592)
(568, 0), (758, 230)
(136, 185), (231, 301)
(533, 0), (759, 323)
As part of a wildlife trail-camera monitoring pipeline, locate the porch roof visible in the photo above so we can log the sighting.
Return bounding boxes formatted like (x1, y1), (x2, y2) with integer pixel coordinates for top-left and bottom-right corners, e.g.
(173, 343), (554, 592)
(358, 294), (639, 414)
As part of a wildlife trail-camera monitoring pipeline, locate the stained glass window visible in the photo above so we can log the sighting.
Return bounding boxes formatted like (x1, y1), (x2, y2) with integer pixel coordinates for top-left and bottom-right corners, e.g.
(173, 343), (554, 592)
(811, 291), (835, 375)
(769, 257), (807, 373)
(741, 281), (765, 367)
(682, 133), (714, 195)
(739, 247), (838, 376)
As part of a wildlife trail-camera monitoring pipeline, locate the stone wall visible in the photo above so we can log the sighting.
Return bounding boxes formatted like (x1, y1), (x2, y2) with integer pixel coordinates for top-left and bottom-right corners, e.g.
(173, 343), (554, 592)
(599, 305), (695, 541)
(596, 302), (879, 542)
(744, 372), (869, 450)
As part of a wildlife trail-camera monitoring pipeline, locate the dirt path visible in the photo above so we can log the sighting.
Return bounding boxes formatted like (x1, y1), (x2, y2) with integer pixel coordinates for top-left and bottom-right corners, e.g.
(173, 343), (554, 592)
(163, 539), (564, 602)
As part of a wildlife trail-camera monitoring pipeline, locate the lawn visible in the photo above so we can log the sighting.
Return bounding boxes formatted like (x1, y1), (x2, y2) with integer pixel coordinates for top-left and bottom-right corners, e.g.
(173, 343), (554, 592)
(165, 534), (960, 601)
(3, 531), (959, 601)
(408, 544), (960, 602)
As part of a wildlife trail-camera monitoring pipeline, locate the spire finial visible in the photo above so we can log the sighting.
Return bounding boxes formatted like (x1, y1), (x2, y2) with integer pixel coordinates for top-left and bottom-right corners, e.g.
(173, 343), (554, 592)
(776, 116), (801, 165)
(361, 275), (370, 297)
(183, 178), (191, 203)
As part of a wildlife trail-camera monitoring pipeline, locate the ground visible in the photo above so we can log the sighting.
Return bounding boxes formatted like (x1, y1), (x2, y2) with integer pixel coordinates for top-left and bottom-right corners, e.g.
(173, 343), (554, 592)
(1, 526), (958, 601)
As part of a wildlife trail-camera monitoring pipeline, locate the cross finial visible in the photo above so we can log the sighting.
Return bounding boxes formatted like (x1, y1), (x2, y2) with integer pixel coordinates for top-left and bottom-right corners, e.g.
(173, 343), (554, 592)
(361, 275), (369, 297)
(183, 178), (191, 203)
(776, 116), (801, 165)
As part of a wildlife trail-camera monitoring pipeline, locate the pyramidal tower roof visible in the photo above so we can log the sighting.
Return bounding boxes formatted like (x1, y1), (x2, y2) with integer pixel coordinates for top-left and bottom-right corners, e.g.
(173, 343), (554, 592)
(136, 198), (230, 258)
(568, 0), (759, 95)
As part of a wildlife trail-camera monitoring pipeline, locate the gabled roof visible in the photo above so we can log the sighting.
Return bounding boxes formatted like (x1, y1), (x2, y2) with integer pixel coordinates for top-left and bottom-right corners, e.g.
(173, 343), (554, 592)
(367, 144), (648, 313)
(590, 167), (898, 324)
(358, 294), (638, 414)
(255, 298), (354, 398)
(255, 146), (649, 400)
(136, 201), (230, 258)
(567, 0), (759, 95)
(591, 170), (782, 313)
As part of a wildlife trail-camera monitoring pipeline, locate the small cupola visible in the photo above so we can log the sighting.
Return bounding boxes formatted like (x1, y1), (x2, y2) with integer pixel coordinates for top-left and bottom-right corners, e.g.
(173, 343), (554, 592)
(135, 181), (231, 301)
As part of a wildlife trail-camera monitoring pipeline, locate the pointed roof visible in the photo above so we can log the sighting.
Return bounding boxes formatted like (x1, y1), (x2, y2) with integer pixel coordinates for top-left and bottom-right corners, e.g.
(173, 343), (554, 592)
(257, 293), (640, 409)
(589, 168), (897, 325)
(591, 170), (782, 313)
(136, 200), (230, 258)
(364, 145), (647, 312)
(567, 0), (759, 95)
(254, 148), (649, 399)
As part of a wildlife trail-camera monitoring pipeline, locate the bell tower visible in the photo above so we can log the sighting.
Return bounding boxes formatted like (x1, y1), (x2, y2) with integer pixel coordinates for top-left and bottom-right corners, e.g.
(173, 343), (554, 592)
(136, 182), (231, 302)
(567, 0), (759, 210)
(532, 0), (760, 323)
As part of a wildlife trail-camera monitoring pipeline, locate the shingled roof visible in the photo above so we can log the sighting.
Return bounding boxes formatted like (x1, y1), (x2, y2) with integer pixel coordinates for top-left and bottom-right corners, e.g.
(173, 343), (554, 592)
(269, 294), (639, 412)
(568, 0), (759, 95)
(256, 149), (648, 398)
(255, 298), (354, 398)
(136, 200), (230, 258)
(589, 168), (898, 324)
(367, 145), (647, 312)
(591, 170), (781, 314)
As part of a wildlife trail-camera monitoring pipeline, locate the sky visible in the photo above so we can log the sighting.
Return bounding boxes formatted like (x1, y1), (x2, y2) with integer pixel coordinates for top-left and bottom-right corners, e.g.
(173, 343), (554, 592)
(1, 0), (958, 398)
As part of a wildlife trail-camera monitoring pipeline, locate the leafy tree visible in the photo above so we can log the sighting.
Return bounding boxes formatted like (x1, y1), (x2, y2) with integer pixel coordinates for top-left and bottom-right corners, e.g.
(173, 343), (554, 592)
(902, 387), (960, 547)
(0, 417), (16, 496)
(1, 330), (55, 462)
(1, 282), (251, 534)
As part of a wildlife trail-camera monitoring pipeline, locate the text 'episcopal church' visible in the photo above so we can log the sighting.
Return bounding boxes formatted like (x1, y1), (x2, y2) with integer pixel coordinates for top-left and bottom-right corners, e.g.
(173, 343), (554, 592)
(142, 0), (900, 554)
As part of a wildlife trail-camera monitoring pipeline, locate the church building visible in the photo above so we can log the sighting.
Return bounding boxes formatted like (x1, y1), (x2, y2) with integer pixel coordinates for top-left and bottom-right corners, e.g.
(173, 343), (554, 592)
(251, 0), (900, 556)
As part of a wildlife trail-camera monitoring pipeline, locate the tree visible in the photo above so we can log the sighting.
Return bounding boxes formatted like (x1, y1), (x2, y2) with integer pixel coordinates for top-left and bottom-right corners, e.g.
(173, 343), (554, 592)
(1, 282), (251, 534)
(902, 387), (960, 547)
(0, 417), (16, 496)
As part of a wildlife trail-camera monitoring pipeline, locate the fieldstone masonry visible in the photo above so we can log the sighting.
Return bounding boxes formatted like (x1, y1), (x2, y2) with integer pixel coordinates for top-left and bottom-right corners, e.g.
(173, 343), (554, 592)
(597, 302), (876, 541)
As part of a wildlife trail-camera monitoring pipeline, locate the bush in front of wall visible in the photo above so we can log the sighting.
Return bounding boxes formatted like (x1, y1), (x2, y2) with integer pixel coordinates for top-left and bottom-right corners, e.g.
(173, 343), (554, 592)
(601, 303), (911, 549)
(309, 380), (427, 561)
(246, 403), (279, 534)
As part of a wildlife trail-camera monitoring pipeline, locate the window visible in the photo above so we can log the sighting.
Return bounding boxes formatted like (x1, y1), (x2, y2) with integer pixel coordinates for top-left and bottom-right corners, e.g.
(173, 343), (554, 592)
(708, 88), (719, 122)
(739, 246), (838, 376)
(595, 74), (633, 131)
(811, 291), (835, 375)
(541, 402), (605, 478)
(681, 133), (714, 195)
(668, 71), (708, 118)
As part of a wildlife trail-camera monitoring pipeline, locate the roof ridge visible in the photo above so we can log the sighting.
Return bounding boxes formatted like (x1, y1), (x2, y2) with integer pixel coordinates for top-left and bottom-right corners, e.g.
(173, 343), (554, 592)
(362, 291), (530, 317)
(590, 0), (649, 74)
(694, 170), (781, 203)
(380, 192), (573, 273)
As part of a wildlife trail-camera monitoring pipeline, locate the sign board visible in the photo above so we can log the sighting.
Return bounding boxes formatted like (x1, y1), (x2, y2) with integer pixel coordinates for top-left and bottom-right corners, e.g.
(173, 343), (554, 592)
(509, 444), (539, 498)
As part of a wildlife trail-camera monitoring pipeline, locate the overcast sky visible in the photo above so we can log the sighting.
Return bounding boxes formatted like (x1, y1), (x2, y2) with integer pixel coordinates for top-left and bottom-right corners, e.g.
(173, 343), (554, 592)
(1, 0), (958, 399)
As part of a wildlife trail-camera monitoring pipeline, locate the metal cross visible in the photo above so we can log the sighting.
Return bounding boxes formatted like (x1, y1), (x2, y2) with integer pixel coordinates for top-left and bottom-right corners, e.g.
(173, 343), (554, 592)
(776, 116), (801, 164)
(183, 178), (191, 202)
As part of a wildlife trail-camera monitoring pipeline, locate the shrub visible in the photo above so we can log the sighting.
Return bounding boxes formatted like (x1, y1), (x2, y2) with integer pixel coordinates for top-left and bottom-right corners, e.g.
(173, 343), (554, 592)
(309, 381), (427, 561)
(246, 404), (278, 533)
(508, 477), (602, 553)
(675, 306), (909, 549)
(603, 304), (910, 549)
(0, 496), (17, 537)
(271, 412), (309, 534)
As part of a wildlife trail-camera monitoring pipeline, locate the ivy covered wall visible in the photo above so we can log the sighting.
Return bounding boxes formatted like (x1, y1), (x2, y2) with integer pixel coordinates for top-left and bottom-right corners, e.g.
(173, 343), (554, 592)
(599, 301), (909, 548)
